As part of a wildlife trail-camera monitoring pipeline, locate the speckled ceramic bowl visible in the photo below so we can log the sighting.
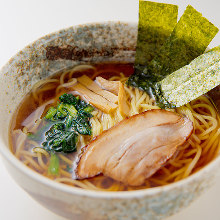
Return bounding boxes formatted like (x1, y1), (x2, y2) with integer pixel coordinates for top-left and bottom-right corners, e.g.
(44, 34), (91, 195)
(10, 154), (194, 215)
(0, 22), (220, 220)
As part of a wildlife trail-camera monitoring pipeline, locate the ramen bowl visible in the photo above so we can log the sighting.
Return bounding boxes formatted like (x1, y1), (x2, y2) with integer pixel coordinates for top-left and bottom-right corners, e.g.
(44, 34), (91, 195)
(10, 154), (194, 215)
(0, 22), (220, 220)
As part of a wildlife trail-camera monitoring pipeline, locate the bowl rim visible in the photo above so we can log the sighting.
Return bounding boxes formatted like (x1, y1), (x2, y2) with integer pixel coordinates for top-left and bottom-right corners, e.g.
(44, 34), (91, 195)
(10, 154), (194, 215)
(0, 21), (220, 199)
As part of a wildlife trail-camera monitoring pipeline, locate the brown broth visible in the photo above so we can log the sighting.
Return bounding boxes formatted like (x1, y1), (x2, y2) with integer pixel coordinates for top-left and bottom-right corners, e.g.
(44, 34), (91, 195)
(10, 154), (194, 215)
(10, 63), (142, 190)
(9, 63), (220, 191)
(11, 63), (134, 131)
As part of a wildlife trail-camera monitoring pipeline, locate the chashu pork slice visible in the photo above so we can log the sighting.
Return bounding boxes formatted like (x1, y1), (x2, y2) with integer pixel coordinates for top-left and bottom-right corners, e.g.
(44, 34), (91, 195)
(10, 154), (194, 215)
(76, 109), (193, 186)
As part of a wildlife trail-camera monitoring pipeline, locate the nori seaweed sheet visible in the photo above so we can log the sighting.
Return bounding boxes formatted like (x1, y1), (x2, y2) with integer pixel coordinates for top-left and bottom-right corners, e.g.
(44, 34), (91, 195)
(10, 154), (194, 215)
(128, 3), (219, 108)
(150, 5), (219, 78)
(158, 50), (220, 107)
(135, 1), (178, 67)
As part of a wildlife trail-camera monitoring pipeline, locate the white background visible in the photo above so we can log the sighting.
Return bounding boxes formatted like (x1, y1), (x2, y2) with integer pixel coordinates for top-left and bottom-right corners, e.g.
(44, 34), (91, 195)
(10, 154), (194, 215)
(0, 0), (220, 219)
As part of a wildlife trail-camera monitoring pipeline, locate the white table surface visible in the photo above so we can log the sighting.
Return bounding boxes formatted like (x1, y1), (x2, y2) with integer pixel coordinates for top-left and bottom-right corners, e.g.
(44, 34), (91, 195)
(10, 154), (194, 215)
(0, 0), (220, 219)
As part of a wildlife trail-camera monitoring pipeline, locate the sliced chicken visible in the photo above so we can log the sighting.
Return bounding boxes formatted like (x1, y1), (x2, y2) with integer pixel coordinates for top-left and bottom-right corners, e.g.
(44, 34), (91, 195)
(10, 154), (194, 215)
(95, 76), (119, 95)
(76, 109), (193, 186)
(78, 75), (118, 104)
